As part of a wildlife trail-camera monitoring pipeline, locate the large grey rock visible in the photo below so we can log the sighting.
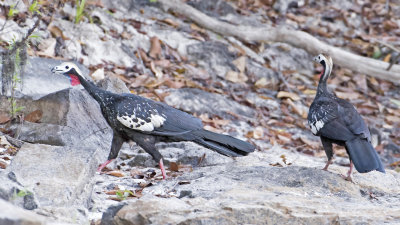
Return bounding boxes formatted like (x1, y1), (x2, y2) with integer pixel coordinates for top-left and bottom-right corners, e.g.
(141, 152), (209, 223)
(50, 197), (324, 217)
(0, 171), (39, 211)
(0, 198), (47, 225)
(124, 141), (234, 168)
(261, 42), (313, 75)
(105, 149), (400, 225)
(6, 143), (103, 223)
(187, 0), (237, 18)
(0, 57), (88, 100)
(2, 88), (112, 150)
(187, 41), (237, 79)
(164, 88), (255, 120)
(51, 19), (134, 67)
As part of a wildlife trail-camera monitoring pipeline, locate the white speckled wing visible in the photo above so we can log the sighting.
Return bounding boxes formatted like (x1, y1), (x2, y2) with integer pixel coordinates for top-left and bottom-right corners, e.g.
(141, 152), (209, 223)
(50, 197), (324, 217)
(117, 112), (165, 132)
(307, 100), (337, 135)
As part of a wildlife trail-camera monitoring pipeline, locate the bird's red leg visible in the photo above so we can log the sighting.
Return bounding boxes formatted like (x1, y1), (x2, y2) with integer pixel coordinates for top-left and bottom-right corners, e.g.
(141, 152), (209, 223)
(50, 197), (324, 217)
(97, 159), (113, 173)
(159, 159), (167, 179)
(322, 158), (333, 171)
(342, 160), (353, 181)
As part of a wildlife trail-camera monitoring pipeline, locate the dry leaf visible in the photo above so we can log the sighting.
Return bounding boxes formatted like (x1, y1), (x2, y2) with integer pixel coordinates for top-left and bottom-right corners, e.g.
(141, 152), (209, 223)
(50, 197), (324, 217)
(91, 68), (105, 81)
(25, 110), (43, 123)
(130, 74), (151, 88)
(233, 56), (246, 74)
(37, 38), (56, 57)
(383, 53), (391, 63)
(254, 77), (270, 88)
(0, 113), (11, 124)
(105, 190), (117, 195)
(161, 18), (179, 27)
(121, 31), (132, 39)
(150, 61), (163, 79)
(149, 36), (162, 59)
(335, 91), (359, 100)
(203, 125), (224, 133)
(299, 135), (320, 149)
(48, 25), (70, 40)
(285, 98), (308, 118)
(225, 70), (247, 83)
(106, 170), (124, 177)
(190, 23), (206, 33)
(277, 91), (301, 101)
(164, 78), (185, 89)
(154, 59), (170, 68)
(253, 126), (264, 139)
(303, 89), (316, 95)
(138, 48), (150, 63)
(169, 162), (179, 172)
(385, 115), (400, 124)
(277, 134), (291, 143)
(0, 161), (6, 169)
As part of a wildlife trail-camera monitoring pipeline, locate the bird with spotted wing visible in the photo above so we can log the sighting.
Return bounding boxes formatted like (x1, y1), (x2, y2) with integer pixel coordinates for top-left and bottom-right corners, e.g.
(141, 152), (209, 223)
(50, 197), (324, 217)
(308, 54), (385, 181)
(51, 62), (255, 179)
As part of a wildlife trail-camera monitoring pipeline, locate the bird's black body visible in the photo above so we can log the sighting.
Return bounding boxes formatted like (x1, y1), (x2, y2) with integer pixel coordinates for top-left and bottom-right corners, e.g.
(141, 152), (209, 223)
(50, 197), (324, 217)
(52, 63), (255, 178)
(308, 54), (384, 175)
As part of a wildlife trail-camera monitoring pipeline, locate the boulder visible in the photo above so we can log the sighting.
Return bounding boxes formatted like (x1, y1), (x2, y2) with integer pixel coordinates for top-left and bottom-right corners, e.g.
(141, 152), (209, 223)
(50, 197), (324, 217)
(104, 149), (400, 225)
(6, 143), (103, 223)
(164, 88), (255, 120)
(0, 57), (88, 100)
(3, 88), (112, 151)
(0, 198), (47, 225)
(124, 141), (234, 168)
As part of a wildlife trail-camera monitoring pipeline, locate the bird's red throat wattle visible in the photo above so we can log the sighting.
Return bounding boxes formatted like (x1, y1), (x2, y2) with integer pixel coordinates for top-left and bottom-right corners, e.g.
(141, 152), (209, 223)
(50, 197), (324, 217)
(68, 74), (81, 86)
(319, 68), (324, 78)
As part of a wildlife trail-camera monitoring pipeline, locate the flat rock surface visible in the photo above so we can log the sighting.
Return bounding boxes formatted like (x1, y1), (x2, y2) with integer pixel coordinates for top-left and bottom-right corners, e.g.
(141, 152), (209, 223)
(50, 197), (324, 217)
(107, 149), (400, 225)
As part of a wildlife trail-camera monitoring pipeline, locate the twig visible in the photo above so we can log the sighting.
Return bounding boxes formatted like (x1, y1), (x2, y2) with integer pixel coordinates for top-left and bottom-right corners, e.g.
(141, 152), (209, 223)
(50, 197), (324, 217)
(9, 15), (41, 55)
(0, 0), (20, 32)
(158, 0), (400, 83)
(373, 39), (400, 53)
(372, 40), (400, 71)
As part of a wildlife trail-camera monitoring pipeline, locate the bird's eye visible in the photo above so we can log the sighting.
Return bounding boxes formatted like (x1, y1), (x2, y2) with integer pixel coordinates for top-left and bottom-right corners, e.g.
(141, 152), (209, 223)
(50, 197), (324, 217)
(66, 66), (69, 69)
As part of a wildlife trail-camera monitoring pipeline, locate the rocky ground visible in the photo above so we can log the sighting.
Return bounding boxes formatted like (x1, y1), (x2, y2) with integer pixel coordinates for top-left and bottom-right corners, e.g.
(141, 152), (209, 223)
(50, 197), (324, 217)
(1, 0), (400, 224)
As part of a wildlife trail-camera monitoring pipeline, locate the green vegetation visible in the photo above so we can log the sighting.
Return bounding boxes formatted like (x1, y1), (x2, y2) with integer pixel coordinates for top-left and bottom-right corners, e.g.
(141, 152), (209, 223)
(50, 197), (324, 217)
(75, 0), (86, 24)
(5, 38), (24, 118)
(115, 190), (134, 200)
(7, 4), (19, 18)
(28, 0), (41, 14)
(12, 189), (32, 200)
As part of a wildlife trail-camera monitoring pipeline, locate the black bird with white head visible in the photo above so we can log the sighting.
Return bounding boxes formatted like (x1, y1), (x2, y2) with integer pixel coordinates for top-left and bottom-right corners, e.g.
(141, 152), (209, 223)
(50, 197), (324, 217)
(51, 62), (255, 179)
(307, 53), (385, 180)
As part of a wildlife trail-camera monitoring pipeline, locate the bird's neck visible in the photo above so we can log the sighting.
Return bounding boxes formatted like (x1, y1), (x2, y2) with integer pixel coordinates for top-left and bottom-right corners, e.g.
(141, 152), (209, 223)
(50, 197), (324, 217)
(316, 61), (331, 97)
(73, 74), (110, 104)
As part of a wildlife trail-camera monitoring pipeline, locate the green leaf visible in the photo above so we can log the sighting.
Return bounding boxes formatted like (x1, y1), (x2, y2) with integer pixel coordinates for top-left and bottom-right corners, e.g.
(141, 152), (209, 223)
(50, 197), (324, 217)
(75, 0), (86, 24)
(29, 0), (39, 13)
(8, 5), (19, 18)
(372, 46), (381, 59)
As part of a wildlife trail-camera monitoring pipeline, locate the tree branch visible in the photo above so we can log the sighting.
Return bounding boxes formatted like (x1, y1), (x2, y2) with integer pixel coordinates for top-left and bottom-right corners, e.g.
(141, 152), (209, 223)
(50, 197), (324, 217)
(158, 0), (400, 82)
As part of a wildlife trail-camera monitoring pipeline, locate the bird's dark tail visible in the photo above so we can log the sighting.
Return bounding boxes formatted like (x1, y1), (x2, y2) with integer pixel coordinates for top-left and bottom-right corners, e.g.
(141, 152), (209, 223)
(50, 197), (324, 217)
(345, 138), (385, 173)
(192, 129), (255, 157)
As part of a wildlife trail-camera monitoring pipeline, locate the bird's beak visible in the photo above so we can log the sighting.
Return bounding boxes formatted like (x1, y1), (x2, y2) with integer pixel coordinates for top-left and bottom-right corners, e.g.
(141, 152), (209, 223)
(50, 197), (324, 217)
(51, 66), (62, 74)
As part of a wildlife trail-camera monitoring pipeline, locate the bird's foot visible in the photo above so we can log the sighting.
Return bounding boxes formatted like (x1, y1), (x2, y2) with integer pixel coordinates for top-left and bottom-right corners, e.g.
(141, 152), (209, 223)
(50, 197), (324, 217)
(322, 159), (333, 171)
(97, 159), (113, 173)
(341, 174), (353, 182)
(159, 159), (167, 180)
